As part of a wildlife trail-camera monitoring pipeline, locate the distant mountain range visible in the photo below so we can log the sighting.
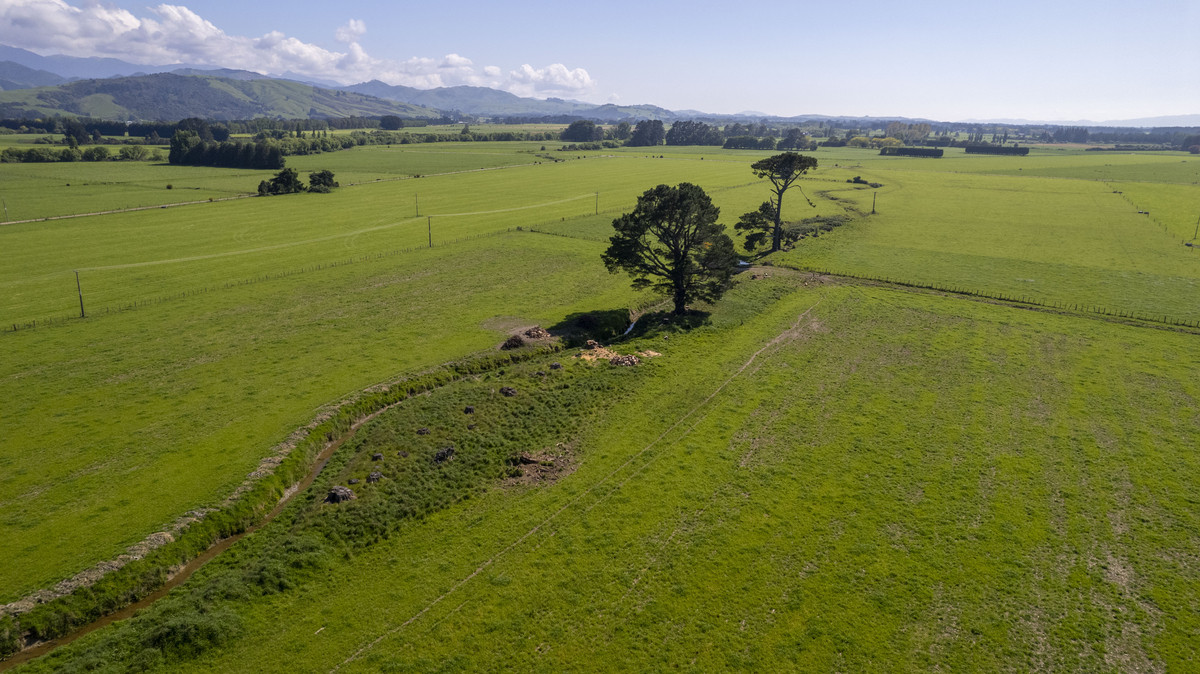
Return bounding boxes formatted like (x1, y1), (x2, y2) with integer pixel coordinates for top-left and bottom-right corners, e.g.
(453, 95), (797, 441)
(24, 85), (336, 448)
(343, 80), (674, 121)
(0, 71), (440, 121)
(0, 44), (1195, 128)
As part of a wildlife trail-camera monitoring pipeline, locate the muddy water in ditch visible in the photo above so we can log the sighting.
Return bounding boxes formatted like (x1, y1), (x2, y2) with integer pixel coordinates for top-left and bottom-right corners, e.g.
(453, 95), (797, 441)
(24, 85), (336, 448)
(1, 400), (396, 671)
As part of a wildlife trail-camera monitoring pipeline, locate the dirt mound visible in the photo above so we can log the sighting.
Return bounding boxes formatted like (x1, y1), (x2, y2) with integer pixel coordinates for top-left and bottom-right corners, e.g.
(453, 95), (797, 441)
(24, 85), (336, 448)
(503, 444), (577, 486)
(523, 326), (552, 339)
(577, 343), (621, 361)
(501, 334), (525, 350)
(325, 486), (356, 504)
(576, 342), (658, 366)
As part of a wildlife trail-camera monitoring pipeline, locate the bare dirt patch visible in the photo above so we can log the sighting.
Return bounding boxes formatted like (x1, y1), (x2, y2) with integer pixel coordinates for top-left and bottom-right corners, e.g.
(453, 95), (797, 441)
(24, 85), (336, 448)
(574, 340), (660, 366)
(502, 444), (578, 487)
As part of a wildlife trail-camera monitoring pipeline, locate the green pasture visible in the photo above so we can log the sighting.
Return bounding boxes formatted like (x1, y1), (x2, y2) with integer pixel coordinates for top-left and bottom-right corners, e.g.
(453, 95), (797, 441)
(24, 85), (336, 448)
(0, 231), (646, 602)
(26, 277), (1200, 672)
(4, 140), (1200, 669)
(0, 135), (62, 148)
(0, 162), (258, 223)
(0, 146), (813, 601)
(772, 150), (1200, 322)
(285, 142), (547, 185)
(0, 154), (780, 328)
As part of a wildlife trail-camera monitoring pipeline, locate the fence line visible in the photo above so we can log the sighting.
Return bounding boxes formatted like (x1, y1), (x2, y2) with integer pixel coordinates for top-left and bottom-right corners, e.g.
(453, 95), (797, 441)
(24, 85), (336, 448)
(784, 264), (1200, 331)
(5, 228), (512, 333)
(4, 197), (638, 333)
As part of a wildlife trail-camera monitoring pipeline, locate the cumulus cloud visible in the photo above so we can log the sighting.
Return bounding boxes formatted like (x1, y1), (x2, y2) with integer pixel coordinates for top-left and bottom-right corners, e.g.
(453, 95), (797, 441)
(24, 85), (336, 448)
(0, 0), (597, 98)
(507, 63), (596, 98)
(334, 19), (365, 44)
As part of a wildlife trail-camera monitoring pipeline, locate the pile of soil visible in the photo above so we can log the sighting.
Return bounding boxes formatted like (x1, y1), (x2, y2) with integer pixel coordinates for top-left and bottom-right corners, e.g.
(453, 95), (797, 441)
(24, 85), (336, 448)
(523, 326), (552, 339)
(502, 445), (577, 486)
(325, 486), (356, 504)
(576, 342), (660, 366)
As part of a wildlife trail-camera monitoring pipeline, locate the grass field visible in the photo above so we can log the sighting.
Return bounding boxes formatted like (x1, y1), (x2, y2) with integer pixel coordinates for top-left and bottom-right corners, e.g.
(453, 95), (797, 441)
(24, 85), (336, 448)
(20, 277), (1200, 672)
(777, 148), (1200, 323)
(0, 231), (646, 602)
(4, 137), (1200, 671)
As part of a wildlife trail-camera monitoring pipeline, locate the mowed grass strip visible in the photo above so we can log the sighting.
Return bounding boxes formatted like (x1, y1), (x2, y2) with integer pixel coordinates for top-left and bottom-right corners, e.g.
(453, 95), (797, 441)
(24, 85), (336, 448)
(0, 232), (641, 602)
(92, 279), (1199, 673)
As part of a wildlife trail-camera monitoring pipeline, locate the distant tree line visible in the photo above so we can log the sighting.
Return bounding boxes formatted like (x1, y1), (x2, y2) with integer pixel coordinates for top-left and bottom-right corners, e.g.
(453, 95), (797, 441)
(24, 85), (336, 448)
(1, 144), (159, 163)
(169, 131), (284, 169)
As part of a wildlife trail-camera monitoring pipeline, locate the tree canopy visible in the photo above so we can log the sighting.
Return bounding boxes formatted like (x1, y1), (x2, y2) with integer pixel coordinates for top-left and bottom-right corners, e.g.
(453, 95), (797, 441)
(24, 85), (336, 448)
(665, 120), (722, 146)
(307, 170), (338, 193)
(734, 201), (780, 252)
(747, 152), (818, 252)
(258, 168), (304, 196)
(627, 120), (665, 147)
(561, 120), (603, 142)
(602, 183), (737, 315)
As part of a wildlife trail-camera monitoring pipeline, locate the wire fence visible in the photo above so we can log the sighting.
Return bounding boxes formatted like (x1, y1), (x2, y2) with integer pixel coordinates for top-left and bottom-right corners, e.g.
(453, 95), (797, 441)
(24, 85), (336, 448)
(5, 228), (513, 333)
(782, 263), (1200, 331)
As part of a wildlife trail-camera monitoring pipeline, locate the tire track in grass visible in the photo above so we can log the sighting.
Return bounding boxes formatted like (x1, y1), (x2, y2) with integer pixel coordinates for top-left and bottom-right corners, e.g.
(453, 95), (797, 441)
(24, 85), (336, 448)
(331, 297), (824, 672)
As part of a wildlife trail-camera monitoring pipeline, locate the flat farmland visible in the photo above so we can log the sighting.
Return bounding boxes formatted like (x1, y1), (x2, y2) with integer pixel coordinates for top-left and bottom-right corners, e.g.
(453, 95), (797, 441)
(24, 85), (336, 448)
(4, 139), (1200, 671)
(24, 279), (1200, 672)
(780, 148), (1200, 323)
(0, 146), (799, 600)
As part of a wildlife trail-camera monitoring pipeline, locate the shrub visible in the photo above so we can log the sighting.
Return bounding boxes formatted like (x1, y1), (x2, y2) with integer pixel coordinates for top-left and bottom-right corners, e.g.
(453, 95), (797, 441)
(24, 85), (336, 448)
(142, 605), (242, 659)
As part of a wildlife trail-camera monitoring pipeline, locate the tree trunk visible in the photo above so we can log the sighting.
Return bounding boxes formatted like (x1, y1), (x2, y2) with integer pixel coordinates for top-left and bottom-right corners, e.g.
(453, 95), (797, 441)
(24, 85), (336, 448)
(772, 191), (785, 252)
(673, 286), (687, 315)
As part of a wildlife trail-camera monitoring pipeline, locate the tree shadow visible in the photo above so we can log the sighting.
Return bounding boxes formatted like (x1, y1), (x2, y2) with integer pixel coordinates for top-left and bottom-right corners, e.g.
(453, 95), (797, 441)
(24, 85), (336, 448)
(623, 308), (712, 341)
(548, 307), (713, 347)
(547, 309), (632, 347)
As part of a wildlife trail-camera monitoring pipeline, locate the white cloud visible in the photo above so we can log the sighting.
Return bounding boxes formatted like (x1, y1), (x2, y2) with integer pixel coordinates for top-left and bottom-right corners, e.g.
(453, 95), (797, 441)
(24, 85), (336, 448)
(507, 63), (596, 98)
(0, 0), (597, 99)
(334, 19), (365, 44)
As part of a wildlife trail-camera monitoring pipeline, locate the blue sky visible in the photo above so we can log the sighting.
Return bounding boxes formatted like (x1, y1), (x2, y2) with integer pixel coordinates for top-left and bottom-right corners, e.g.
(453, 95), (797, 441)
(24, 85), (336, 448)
(2, 0), (1197, 122)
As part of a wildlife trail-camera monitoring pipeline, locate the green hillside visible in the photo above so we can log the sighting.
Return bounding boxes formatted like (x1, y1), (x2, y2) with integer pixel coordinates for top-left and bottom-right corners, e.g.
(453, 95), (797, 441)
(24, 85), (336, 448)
(0, 73), (441, 121)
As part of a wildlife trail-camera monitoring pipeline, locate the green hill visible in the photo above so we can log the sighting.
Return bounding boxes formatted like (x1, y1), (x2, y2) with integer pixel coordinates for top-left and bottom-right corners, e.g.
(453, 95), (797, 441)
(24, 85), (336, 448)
(0, 61), (66, 91)
(0, 72), (441, 121)
(347, 79), (676, 120)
